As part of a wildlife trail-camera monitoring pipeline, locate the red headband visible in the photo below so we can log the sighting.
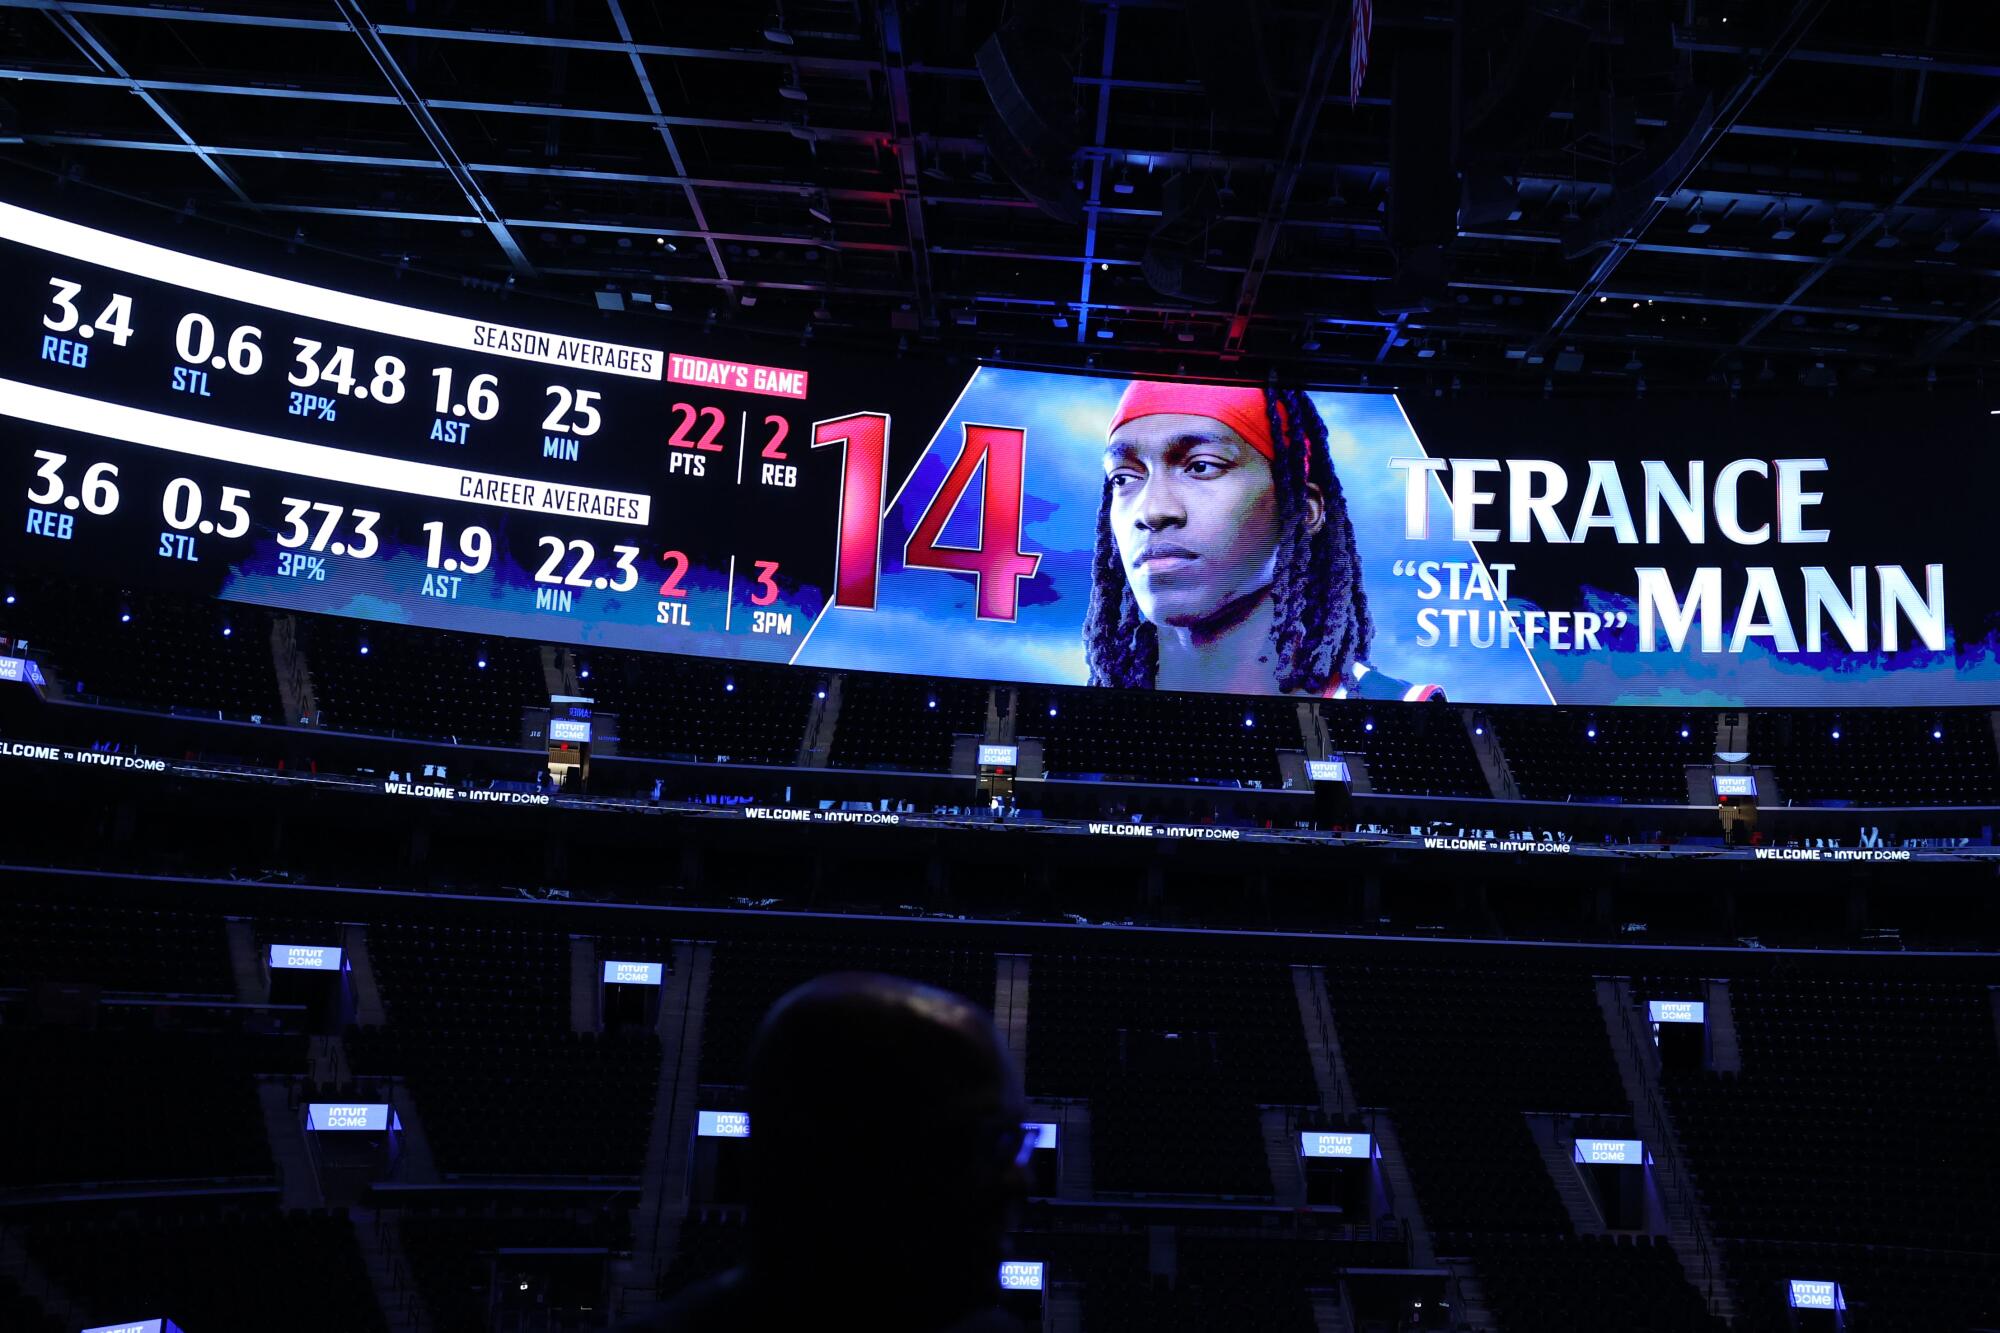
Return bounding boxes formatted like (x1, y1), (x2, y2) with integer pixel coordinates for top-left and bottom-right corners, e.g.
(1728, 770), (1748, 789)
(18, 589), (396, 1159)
(1109, 381), (1281, 460)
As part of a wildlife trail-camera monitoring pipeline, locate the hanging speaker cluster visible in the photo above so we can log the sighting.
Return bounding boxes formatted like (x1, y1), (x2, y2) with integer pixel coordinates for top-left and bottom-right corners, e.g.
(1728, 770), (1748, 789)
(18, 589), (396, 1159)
(976, 3), (1084, 225)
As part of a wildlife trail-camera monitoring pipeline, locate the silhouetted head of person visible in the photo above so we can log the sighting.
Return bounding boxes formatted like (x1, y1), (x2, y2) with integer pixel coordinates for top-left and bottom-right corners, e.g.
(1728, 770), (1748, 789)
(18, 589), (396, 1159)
(744, 972), (1028, 1327)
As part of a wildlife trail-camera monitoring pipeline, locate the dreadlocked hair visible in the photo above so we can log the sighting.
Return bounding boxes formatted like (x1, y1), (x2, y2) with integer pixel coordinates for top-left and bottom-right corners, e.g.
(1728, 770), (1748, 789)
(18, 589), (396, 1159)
(1083, 384), (1373, 693)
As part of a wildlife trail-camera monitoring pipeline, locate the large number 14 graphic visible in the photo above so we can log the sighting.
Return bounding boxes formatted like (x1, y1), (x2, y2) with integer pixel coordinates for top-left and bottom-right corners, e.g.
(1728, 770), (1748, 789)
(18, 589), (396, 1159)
(810, 414), (1042, 621)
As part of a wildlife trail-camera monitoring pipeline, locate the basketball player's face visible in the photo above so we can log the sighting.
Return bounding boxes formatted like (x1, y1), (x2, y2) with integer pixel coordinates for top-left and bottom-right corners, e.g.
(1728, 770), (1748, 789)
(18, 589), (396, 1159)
(1104, 413), (1281, 629)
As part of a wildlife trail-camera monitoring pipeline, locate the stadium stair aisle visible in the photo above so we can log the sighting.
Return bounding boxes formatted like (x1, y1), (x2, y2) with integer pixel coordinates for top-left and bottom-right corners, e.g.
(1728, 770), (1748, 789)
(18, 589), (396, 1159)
(384, 1079), (442, 1185)
(0, 1228), (74, 1332)
(1444, 1260), (1500, 1333)
(1527, 1115), (1607, 1234)
(20, 1203), (389, 1333)
(1596, 978), (1736, 1324)
(569, 935), (598, 1034)
(624, 940), (711, 1318)
(1704, 978), (1742, 1072)
(1291, 963), (1356, 1115)
(1025, 952), (1314, 1200)
(1367, 1113), (1437, 1268)
(1658, 976), (2000, 1331)
(994, 952), (1031, 1075)
(1056, 1105), (1095, 1199)
(345, 923), (391, 1027)
(1261, 1108), (1307, 1206)
(257, 1076), (325, 1211)
(1323, 963), (1720, 1333)
(225, 917), (265, 1002)
(1463, 710), (1520, 800)
(348, 1205), (431, 1333)
(1045, 1284), (1085, 1333)
(1304, 1289), (1348, 1333)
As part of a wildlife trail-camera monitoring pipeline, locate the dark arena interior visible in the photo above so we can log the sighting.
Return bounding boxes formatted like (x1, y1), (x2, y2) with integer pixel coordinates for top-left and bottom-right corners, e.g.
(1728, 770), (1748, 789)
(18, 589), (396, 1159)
(1, 1), (1999, 1330)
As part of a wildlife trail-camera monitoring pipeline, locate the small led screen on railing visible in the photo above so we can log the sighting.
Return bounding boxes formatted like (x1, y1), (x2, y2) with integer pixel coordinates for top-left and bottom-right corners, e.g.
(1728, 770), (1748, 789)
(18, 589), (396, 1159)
(268, 943), (342, 971)
(1789, 1280), (1845, 1311)
(696, 1110), (750, 1139)
(0, 655), (45, 685)
(1300, 1131), (1373, 1159)
(306, 1103), (395, 1132)
(999, 1262), (1045, 1292)
(5, 197), (1994, 706)
(1573, 1138), (1647, 1166)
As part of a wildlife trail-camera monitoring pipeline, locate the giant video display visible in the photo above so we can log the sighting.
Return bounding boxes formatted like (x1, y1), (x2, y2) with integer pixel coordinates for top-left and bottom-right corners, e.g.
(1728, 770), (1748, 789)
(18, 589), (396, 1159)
(2, 192), (1995, 706)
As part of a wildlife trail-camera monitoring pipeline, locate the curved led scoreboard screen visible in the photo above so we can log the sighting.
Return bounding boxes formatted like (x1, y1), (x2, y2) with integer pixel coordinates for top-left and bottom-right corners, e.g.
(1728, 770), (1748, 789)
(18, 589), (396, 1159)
(3, 195), (1998, 707)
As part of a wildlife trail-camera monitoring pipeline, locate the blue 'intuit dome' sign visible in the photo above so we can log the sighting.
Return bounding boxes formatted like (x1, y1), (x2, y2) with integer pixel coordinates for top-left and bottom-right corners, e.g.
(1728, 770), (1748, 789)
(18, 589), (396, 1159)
(307, 1103), (395, 1132)
(1000, 1261), (1045, 1291)
(269, 943), (343, 971)
(1789, 1279), (1844, 1310)
(1574, 1138), (1646, 1165)
(697, 1110), (750, 1138)
(1300, 1130), (1372, 1159)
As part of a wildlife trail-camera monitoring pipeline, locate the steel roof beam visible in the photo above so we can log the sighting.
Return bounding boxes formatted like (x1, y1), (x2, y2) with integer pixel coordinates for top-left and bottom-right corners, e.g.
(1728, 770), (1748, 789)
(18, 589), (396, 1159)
(38, 4), (255, 207)
(879, 1), (934, 330)
(331, 0), (533, 275)
(8, 56), (1988, 165)
(604, 0), (728, 288)
(26, 131), (1999, 292)
(1678, 35), (2000, 80)
(16, 4), (1991, 84)
(1222, 5), (1342, 354)
(1523, 0), (1833, 362)
(237, 199), (903, 254)
(25, 109), (1979, 229)
(1074, 5), (1119, 344)
(1732, 97), (2000, 356)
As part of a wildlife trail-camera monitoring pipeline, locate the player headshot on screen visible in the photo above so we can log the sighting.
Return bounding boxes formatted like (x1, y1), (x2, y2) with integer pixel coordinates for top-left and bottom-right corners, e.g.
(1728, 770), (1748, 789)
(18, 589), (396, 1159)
(1085, 379), (1442, 701)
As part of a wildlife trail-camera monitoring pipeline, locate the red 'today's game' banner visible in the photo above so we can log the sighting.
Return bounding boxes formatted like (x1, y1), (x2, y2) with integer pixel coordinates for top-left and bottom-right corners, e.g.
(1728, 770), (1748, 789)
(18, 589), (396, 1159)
(667, 352), (810, 400)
